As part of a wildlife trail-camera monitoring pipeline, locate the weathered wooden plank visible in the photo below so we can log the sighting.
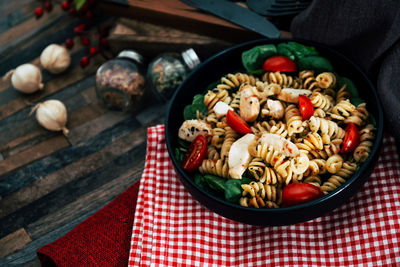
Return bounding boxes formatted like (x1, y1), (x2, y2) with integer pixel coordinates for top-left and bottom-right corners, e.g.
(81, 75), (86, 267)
(0, 140), (146, 239)
(0, 135), (69, 178)
(136, 102), (167, 125)
(0, 115), (141, 198)
(0, 75), (96, 145)
(0, 0), (32, 17)
(0, 124), (148, 218)
(0, 54), (106, 122)
(67, 110), (132, 146)
(0, 14), (112, 75)
(0, 130), (58, 159)
(27, 162), (143, 239)
(108, 17), (232, 59)
(0, 8), (67, 61)
(0, 228), (32, 258)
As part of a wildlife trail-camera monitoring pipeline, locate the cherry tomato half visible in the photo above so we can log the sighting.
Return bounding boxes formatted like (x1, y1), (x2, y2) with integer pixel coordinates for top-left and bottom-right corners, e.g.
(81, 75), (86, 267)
(181, 135), (208, 172)
(226, 110), (252, 135)
(298, 95), (314, 120)
(340, 123), (360, 153)
(262, 55), (297, 72)
(282, 183), (324, 207)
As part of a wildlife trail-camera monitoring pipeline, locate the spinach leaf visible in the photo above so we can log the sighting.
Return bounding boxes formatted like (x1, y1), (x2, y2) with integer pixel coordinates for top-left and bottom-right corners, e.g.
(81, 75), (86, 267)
(204, 80), (220, 94)
(242, 44), (277, 74)
(191, 94), (207, 115)
(224, 177), (253, 203)
(194, 173), (208, 190)
(297, 56), (334, 74)
(174, 148), (184, 163)
(286, 41), (318, 60)
(203, 175), (226, 193)
(276, 43), (296, 60)
(183, 94), (207, 120)
(336, 76), (360, 98)
(183, 105), (196, 120)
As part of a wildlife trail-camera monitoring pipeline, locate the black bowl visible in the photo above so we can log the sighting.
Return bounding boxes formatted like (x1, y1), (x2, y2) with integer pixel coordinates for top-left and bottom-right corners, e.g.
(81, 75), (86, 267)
(165, 38), (384, 226)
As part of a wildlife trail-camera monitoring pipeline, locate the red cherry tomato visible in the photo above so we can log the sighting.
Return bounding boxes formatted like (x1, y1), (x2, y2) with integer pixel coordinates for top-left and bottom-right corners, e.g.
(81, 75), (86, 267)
(340, 123), (360, 153)
(226, 110), (252, 135)
(298, 95), (314, 120)
(181, 135), (208, 172)
(262, 55), (297, 72)
(282, 183), (324, 207)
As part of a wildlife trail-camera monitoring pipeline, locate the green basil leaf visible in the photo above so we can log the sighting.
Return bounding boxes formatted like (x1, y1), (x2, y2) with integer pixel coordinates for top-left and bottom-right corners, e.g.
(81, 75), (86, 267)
(297, 56), (334, 74)
(242, 44), (277, 74)
(194, 173), (208, 190)
(183, 105), (196, 120)
(74, 0), (86, 10)
(286, 41), (319, 60)
(203, 175), (226, 193)
(224, 177), (253, 203)
(277, 43), (296, 60)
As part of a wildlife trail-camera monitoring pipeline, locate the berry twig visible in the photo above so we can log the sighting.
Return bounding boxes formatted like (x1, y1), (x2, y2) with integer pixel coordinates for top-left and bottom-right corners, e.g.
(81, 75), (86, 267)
(35, 0), (112, 68)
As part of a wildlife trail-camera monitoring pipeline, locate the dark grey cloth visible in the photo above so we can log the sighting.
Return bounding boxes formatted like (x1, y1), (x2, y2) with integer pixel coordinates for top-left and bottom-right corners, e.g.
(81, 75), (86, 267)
(290, 0), (400, 141)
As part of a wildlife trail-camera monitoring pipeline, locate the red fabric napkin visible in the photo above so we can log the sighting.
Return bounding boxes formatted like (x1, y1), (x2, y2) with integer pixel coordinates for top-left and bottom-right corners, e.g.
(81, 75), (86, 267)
(129, 125), (400, 266)
(37, 177), (140, 266)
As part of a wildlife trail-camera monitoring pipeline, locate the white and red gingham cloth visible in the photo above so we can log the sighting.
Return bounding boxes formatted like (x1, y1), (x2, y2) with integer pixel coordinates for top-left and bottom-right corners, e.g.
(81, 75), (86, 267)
(129, 125), (400, 266)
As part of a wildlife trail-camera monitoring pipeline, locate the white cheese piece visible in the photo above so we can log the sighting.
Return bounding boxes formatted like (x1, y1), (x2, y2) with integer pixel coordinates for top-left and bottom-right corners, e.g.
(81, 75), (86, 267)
(213, 101), (233, 118)
(228, 133), (256, 179)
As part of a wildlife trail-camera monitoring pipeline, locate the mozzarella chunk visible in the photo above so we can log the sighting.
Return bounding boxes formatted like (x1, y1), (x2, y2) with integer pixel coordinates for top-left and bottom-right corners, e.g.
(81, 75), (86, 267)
(266, 99), (285, 119)
(277, 88), (312, 103)
(228, 133), (256, 179)
(239, 84), (260, 122)
(178, 119), (211, 142)
(259, 133), (299, 157)
(213, 101), (233, 118)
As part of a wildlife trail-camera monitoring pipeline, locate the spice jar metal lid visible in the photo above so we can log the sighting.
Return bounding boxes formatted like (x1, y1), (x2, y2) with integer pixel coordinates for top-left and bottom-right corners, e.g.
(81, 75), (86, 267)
(117, 50), (144, 64)
(181, 48), (200, 70)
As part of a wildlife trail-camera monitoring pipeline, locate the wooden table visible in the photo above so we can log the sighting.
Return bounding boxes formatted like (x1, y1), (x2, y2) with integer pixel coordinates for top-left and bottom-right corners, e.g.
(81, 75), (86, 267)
(0, 0), (292, 265)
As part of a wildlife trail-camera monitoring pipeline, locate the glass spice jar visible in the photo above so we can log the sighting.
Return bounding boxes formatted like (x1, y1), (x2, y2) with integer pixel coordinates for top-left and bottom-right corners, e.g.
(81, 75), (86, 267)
(147, 48), (200, 101)
(95, 50), (146, 112)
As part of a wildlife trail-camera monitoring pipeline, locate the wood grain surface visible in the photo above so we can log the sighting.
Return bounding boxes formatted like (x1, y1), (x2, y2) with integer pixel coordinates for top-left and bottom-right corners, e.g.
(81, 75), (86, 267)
(0, 0), (288, 265)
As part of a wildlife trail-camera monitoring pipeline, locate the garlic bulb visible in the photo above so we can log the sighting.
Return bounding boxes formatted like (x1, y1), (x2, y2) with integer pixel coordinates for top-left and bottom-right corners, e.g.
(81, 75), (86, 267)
(3, 63), (44, 93)
(30, 100), (69, 135)
(40, 44), (71, 74)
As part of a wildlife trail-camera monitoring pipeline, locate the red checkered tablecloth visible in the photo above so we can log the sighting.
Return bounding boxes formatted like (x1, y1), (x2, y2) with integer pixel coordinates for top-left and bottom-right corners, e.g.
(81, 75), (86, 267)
(128, 125), (400, 266)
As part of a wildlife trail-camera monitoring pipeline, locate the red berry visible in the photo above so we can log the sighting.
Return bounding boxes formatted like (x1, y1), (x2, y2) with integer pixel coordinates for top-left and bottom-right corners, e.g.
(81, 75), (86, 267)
(65, 38), (74, 49)
(44, 2), (53, 11)
(89, 47), (98, 55)
(80, 56), (90, 68)
(100, 37), (109, 48)
(81, 37), (91, 46)
(35, 7), (43, 18)
(69, 7), (77, 16)
(74, 24), (86, 35)
(85, 10), (93, 20)
(61, 1), (69, 11)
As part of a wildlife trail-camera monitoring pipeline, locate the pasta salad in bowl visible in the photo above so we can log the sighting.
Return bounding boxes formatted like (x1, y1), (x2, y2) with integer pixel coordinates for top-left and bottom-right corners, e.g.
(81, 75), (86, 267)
(165, 39), (383, 226)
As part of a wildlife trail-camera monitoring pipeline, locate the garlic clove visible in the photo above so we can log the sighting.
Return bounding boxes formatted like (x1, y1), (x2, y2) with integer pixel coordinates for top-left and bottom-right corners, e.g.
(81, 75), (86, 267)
(5, 64), (44, 94)
(30, 99), (69, 135)
(40, 44), (71, 74)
